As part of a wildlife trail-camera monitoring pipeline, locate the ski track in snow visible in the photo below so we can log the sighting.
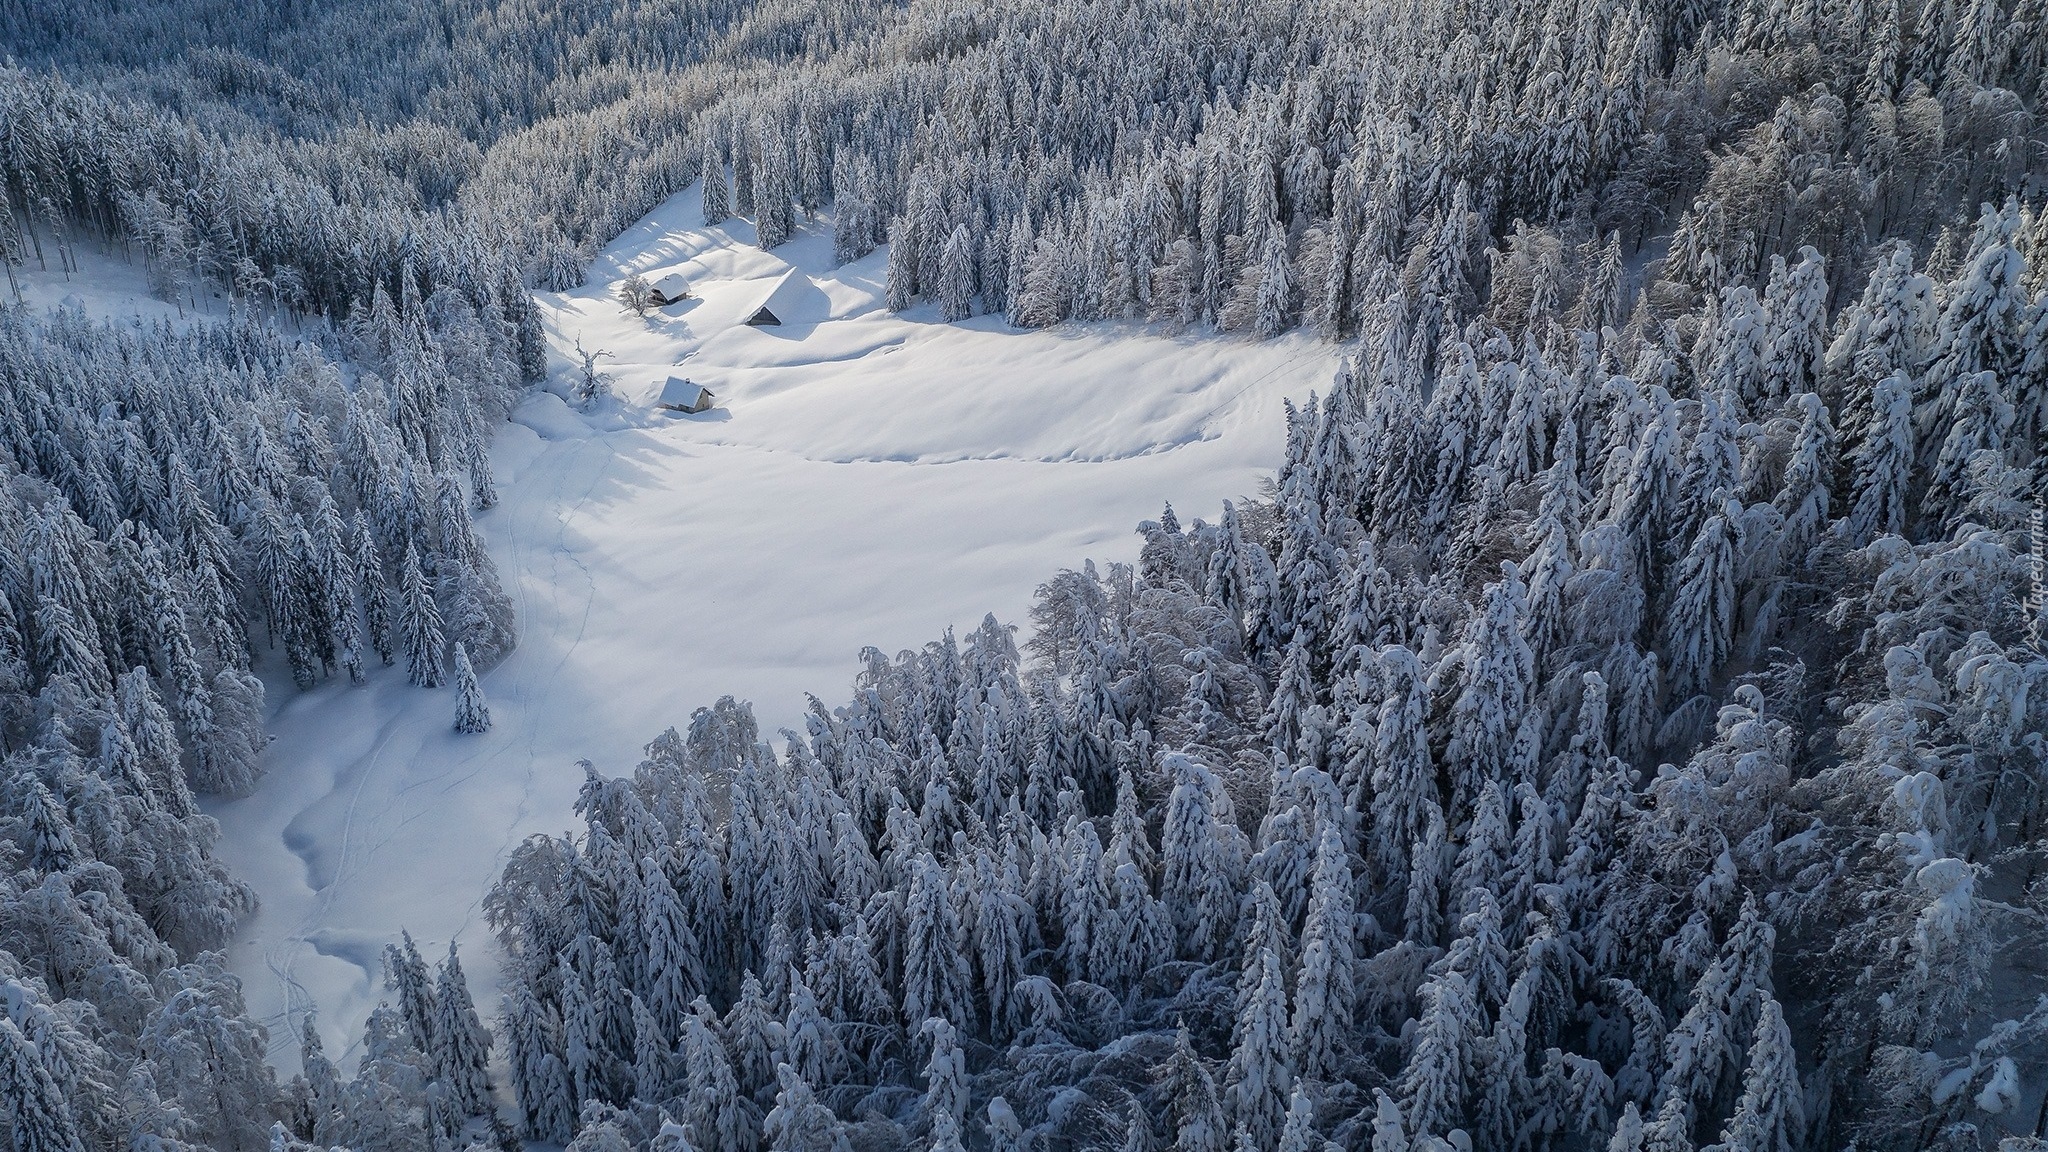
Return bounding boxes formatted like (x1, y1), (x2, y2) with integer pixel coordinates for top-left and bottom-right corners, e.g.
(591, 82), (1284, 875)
(198, 184), (1346, 1071)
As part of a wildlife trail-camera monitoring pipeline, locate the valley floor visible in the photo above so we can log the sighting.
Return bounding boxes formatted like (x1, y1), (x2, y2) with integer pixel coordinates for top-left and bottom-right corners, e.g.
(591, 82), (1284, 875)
(193, 186), (1346, 1067)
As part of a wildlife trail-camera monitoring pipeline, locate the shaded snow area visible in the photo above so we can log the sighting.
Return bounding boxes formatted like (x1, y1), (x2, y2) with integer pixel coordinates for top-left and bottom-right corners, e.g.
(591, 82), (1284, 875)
(7, 241), (213, 325)
(211, 183), (1345, 1069)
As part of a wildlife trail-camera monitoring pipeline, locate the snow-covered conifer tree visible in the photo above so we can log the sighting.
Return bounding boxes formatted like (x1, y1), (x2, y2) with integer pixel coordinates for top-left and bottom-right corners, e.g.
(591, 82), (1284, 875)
(452, 642), (491, 732)
(1443, 566), (1534, 810)
(725, 972), (783, 1103)
(1225, 944), (1292, 1148)
(761, 1064), (838, 1152)
(399, 542), (445, 688)
(939, 224), (976, 322)
(1661, 509), (1737, 704)
(901, 854), (971, 1028)
(1844, 372), (1915, 546)
(387, 932), (440, 1056)
(1399, 967), (1474, 1141)
(919, 1016), (969, 1130)
(886, 217), (919, 312)
(701, 133), (731, 226)
(504, 985), (574, 1144)
(432, 943), (495, 1118)
(1160, 751), (1250, 961)
(783, 968), (843, 1091)
(1292, 824), (1356, 1080)
(0, 1016), (85, 1152)
(681, 1005), (751, 1152)
(353, 511), (395, 666)
(1709, 994), (1802, 1152)
(1167, 1028), (1229, 1152)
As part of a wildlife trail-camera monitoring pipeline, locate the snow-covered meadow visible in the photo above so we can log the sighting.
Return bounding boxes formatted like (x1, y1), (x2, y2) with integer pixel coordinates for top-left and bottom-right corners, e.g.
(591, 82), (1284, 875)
(208, 185), (1344, 1067)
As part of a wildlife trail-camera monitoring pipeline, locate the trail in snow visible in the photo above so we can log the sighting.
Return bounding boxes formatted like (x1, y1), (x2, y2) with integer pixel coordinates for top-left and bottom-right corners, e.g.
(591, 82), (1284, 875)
(208, 185), (1346, 1070)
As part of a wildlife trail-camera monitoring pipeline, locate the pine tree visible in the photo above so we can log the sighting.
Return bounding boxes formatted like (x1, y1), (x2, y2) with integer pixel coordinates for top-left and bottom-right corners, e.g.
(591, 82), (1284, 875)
(1275, 1084), (1320, 1152)
(387, 931), (441, 1056)
(452, 641), (491, 733)
(654, 1112), (700, 1152)
(433, 944), (495, 1118)
(399, 541), (446, 688)
(353, 511), (395, 666)
(701, 133), (731, 226)
(783, 967), (843, 1091)
(639, 858), (705, 1039)
(927, 1110), (968, 1152)
(1167, 1029), (1229, 1152)
(632, 994), (676, 1107)
(1450, 782), (1510, 912)
(920, 1016), (969, 1130)
(761, 1064), (838, 1152)
(1399, 967), (1473, 1140)
(1710, 995), (1802, 1152)
(20, 778), (81, 872)
(1653, 958), (1735, 1131)
(725, 972), (783, 1104)
(1662, 509), (1737, 704)
(1370, 1090), (1409, 1152)
(886, 216), (919, 311)
(504, 984), (574, 1144)
(938, 223), (976, 322)
(0, 1016), (86, 1152)
(1607, 1101), (1646, 1152)
(1252, 229), (1296, 337)
(1443, 566), (1534, 812)
(1160, 752), (1250, 961)
(1403, 801), (1449, 945)
(989, 1097), (1025, 1152)
(296, 1016), (344, 1141)
(1063, 819), (1109, 982)
(1291, 824), (1356, 1081)
(1845, 371), (1915, 545)
(681, 1005), (752, 1152)
(902, 853), (971, 1027)
(1224, 945), (1291, 1148)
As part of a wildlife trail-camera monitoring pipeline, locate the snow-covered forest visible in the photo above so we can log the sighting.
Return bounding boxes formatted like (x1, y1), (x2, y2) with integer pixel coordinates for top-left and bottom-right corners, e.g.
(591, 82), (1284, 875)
(2, 0), (2046, 1149)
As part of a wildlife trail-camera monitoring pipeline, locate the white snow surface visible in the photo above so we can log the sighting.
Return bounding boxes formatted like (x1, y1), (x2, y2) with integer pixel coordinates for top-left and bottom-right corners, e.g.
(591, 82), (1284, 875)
(206, 184), (1345, 1069)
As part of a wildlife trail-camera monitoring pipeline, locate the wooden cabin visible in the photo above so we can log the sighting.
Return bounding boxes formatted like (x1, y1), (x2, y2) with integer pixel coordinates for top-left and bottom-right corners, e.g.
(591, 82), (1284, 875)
(650, 273), (691, 306)
(657, 376), (715, 413)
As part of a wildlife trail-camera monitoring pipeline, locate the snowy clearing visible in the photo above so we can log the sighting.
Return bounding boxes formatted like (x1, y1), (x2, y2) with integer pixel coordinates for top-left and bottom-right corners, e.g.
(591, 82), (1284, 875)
(208, 184), (1344, 1069)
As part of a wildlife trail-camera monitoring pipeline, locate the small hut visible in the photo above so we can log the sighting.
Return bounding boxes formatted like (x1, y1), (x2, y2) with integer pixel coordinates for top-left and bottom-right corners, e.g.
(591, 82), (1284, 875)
(650, 273), (691, 306)
(657, 377), (715, 413)
(743, 269), (820, 326)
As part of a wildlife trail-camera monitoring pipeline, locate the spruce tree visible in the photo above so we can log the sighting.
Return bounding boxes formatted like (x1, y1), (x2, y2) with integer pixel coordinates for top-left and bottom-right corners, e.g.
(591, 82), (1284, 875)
(452, 642), (491, 733)
(938, 223), (976, 322)
(353, 511), (395, 666)
(681, 1005), (751, 1152)
(400, 541), (446, 688)
(433, 943), (495, 1118)
(1711, 995), (1802, 1152)
(1224, 945), (1292, 1149)
(0, 1016), (85, 1152)
(1292, 825), (1357, 1080)
(1399, 968), (1474, 1141)
(701, 133), (731, 226)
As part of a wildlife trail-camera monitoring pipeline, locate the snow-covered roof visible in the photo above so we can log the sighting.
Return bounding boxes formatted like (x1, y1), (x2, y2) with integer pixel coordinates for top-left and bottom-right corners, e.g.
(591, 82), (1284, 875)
(744, 268), (822, 325)
(658, 376), (711, 406)
(652, 272), (689, 300)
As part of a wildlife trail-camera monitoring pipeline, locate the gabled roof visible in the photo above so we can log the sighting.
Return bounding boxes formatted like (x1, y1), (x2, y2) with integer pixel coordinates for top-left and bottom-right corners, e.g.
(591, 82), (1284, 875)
(652, 272), (689, 300)
(658, 376), (711, 406)
(744, 268), (821, 326)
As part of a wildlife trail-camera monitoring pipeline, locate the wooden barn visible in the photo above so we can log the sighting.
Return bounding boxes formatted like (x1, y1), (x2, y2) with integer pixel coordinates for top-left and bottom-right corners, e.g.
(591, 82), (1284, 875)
(743, 268), (820, 326)
(650, 273), (691, 306)
(657, 376), (715, 413)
